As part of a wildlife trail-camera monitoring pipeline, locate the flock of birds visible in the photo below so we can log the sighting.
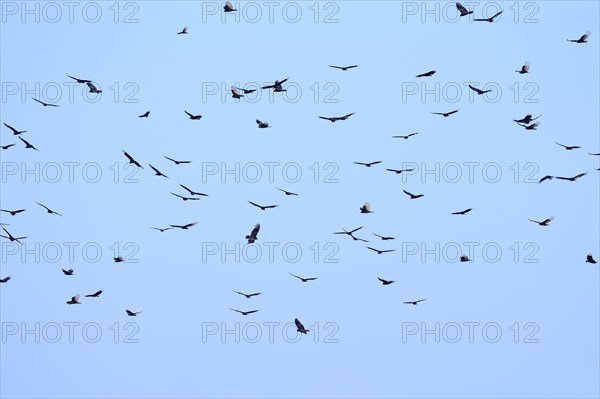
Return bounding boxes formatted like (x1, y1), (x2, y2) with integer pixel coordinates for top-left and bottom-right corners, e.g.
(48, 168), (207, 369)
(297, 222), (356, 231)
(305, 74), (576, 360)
(1, 2), (598, 336)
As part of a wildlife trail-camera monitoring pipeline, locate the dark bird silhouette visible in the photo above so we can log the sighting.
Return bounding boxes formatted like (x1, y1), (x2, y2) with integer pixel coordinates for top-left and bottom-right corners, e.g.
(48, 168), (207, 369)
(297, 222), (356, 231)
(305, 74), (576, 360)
(451, 208), (472, 215)
(586, 253), (597, 264)
(538, 175), (554, 184)
(32, 97), (60, 107)
(3, 123), (26, 135)
(62, 268), (74, 276)
(567, 31), (591, 43)
(234, 87), (256, 94)
(262, 78), (288, 92)
(139, 111), (150, 118)
(184, 111), (202, 120)
(334, 226), (369, 242)
(224, 1), (236, 12)
(366, 247), (396, 255)
(555, 172), (587, 181)
(231, 86), (244, 99)
(114, 256), (124, 263)
(360, 202), (374, 213)
(37, 203), (63, 216)
(230, 308), (259, 316)
(318, 113), (355, 122)
(66, 74), (92, 83)
(179, 184), (208, 196)
(1, 226), (26, 244)
(588, 152), (600, 156)
(233, 291), (262, 299)
(516, 62), (530, 74)
(404, 299), (427, 305)
(149, 164), (169, 178)
(431, 110), (458, 117)
(18, 136), (39, 151)
(514, 114), (541, 124)
(171, 192), (200, 201)
(85, 290), (103, 298)
(256, 119), (270, 128)
(169, 222), (198, 230)
(164, 156), (191, 165)
(86, 82), (102, 93)
(246, 223), (260, 244)
(329, 65), (358, 71)
(416, 70), (436, 77)
(555, 142), (581, 151)
(248, 201), (278, 210)
(1, 144), (16, 150)
(403, 190), (424, 199)
(177, 26), (188, 34)
(277, 187), (298, 196)
(386, 168), (414, 174)
(456, 2), (473, 16)
(469, 84), (491, 95)
(1, 209), (25, 216)
(529, 216), (554, 226)
(126, 310), (142, 316)
(149, 227), (173, 232)
(66, 295), (81, 305)
(474, 9), (503, 22)
(354, 161), (382, 168)
(122, 150), (143, 168)
(289, 273), (317, 282)
(460, 255), (471, 262)
(518, 122), (541, 130)
(392, 132), (418, 139)
(373, 233), (395, 240)
(295, 318), (309, 334)
(378, 277), (395, 285)
(0, 276), (11, 283)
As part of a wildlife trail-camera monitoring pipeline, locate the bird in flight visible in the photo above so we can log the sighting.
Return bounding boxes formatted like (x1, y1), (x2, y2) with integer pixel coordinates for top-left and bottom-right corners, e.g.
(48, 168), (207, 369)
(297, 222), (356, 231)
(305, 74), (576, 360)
(164, 156), (191, 165)
(0, 226), (26, 244)
(19, 136), (39, 151)
(256, 119), (270, 128)
(318, 113), (355, 122)
(386, 168), (414, 174)
(149, 227), (173, 232)
(231, 86), (244, 99)
(139, 111), (150, 118)
(528, 216), (554, 226)
(262, 78), (288, 92)
(62, 268), (74, 276)
(171, 192), (200, 201)
(122, 150), (143, 168)
(469, 84), (492, 95)
(366, 247), (396, 255)
(233, 291), (262, 299)
(289, 273), (317, 282)
(224, 1), (236, 12)
(234, 87), (256, 95)
(392, 132), (418, 139)
(555, 142), (581, 151)
(329, 65), (358, 71)
(518, 122), (541, 130)
(32, 97), (60, 107)
(451, 208), (472, 215)
(276, 188), (298, 196)
(246, 224), (260, 244)
(184, 111), (202, 120)
(373, 233), (394, 240)
(404, 299), (427, 305)
(126, 310), (142, 316)
(588, 152), (600, 156)
(114, 256), (124, 263)
(177, 26), (188, 34)
(555, 172), (587, 181)
(586, 253), (597, 264)
(334, 226), (369, 242)
(149, 164), (169, 178)
(248, 201), (278, 211)
(295, 318), (309, 334)
(360, 202), (374, 213)
(431, 110), (458, 117)
(1, 209), (25, 216)
(474, 9), (503, 22)
(403, 190), (424, 199)
(66, 74), (92, 84)
(1, 144), (16, 150)
(86, 82), (102, 93)
(538, 175), (554, 184)
(37, 203), (63, 216)
(354, 161), (382, 168)
(3, 123), (26, 135)
(378, 277), (395, 285)
(85, 290), (103, 298)
(230, 308), (259, 316)
(513, 114), (541, 124)
(516, 62), (530, 74)
(456, 2), (473, 16)
(460, 255), (471, 262)
(179, 184), (208, 196)
(416, 70), (436, 77)
(567, 31), (591, 43)
(170, 222), (198, 230)
(66, 295), (81, 305)
(0, 276), (11, 283)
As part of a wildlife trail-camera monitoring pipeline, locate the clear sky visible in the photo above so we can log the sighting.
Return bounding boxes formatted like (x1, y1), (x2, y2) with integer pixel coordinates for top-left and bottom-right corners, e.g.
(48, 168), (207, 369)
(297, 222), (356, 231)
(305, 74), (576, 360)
(1, 1), (599, 398)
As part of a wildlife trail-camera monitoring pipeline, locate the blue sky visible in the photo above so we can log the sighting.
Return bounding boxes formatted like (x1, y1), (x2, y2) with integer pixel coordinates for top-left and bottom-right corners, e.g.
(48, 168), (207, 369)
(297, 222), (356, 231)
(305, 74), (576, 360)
(1, 1), (599, 398)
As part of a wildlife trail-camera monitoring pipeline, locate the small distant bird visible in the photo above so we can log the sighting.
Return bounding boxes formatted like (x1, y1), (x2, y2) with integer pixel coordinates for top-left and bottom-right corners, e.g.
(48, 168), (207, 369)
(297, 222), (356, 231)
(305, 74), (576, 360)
(373, 233), (395, 240)
(404, 299), (427, 305)
(37, 203), (63, 216)
(184, 111), (202, 120)
(354, 161), (382, 168)
(126, 310), (142, 316)
(295, 318), (309, 334)
(85, 290), (103, 298)
(529, 216), (554, 226)
(378, 277), (395, 285)
(586, 253), (597, 264)
(567, 31), (591, 43)
(366, 247), (396, 255)
(538, 175), (554, 184)
(179, 184), (208, 196)
(86, 82), (102, 93)
(139, 111), (150, 118)
(588, 152), (600, 156)
(234, 87), (256, 94)
(555, 173), (587, 182)
(114, 256), (124, 263)
(416, 70), (435, 78)
(66, 295), (81, 305)
(62, 268), (74, 276)
(334, 226), (368, 242)
(256, 119), (270, 128)
(169, 222), (198, 230)
(277, 188), (298, 196)
(0, 226), (26, 244)
(555, 142), (581, 151)
(386, 168), (414, 174)
(150, 227), (173, 232)
(289, 273), (317, 282)
(456, 2), (473, 16)
(360, 202), (373, 213)
(224, 1), (236, 12)
(516, 62), (530, 74)
(392, 132), (418, 139)
(19, 136), (39, 151)
(474, 9), (503, 22)
(403, 190), (424, 199)
(233, 291), (262, 299)
(1, 144), (16, 150)
(177, 26), (188, 34)
(431, 110), (458, 117)
(518, 122), (541, 130)
(171, 192), (200, 201)
(451, 208), (472, 215)
(122, 150), (143, 168)
(0, 276), (11, 283)
(164, 156), (191, 165)
(460, 255), (471, 262)
(3, 123), (26, 135)
(66, 74), (92, 84)
(329, 65), (358, 71)
(149, 164), (169, 178)
(231, 86), (244, 99)
(32, 97), (60, 107)
(318, 113), (355, 122)
(246, 224), (260, 243)
(248, 201), (278, 211)
(1, 209), (25, 216)
(469, 84), (491, 95)
(514, 114), (541, 124)
(261, 78), (288, 92)
(230, 308), (259, 316)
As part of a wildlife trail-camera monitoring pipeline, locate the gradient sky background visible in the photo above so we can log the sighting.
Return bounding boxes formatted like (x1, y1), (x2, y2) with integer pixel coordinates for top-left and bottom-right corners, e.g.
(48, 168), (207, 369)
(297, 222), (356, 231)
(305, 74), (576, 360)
(1, 1), (599, 398)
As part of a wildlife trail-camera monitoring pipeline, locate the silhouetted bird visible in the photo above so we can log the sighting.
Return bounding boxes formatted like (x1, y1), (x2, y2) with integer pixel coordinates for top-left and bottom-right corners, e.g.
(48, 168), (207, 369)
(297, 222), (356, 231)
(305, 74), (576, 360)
(289, 273), (317, 282)
(3, 123), (26, 135)
(37, 203), (62, 216)
(66, 74), (92, 83)
(567, 31), (591, 43)
(403, 190), (423, 199)
(451, 208), (472, 215)
(32, 98), (60, 107)
(233, 291), (262, 299)
(469, 84), (491, 95)
(277, 188), (298, 196)
(224, 1), (236, 12)
(126, 310), (142, 316)
(1, 209), (25, 216)
(19, 136), (39, 151)
(230, 308), (259, 316)
(170, 222), (198, 230)
(122, 150), (143, 168)
(555, 173), (587, 181)
(404, 299), (427, 305)
(180, 184), (208, 196)
(373, 233), (395, 240)
(0, 276), (11, 283)
(378, 277), (395, 285)
(164, 156), (191, 165)
(67, 295), (81, 305)
(460, 255), (471, 262)
(516, 62), (530, 74)
(456, 2), (473, 16)
(184, 111), (202, 120)
(85, 290), (103, 298)
(246, 224), (260, 243)
(366, 247), (396, 255)
(114, 256), (124, 263)
(139, 111), (150, 118)
(319, 113), (355, 122)
(171, 192), (200, 201)
(1, 144), (16, 150)
(416, 70), (435, 77)
(518, 122), (541, 130)
(514, 114), (541, 124)
(528, 216), (554, 226)
(62, 268), (74, 275)
(431, 110), (458, 117)
(248, 201), (278, 210)
(329, 65), (358, 71)
(474, 9), (502, 22)
(386, 168), (414, 174)
(295, 318), (309, 334)
(256, 119), (270, 128)
(555, 142), (581, 150)
(177, 26), (188, 34)
(392, 132), (418, 139)
(354, 161), (382, 167)
(86, 82), (102, 93)
(586, 253), (597, 264)
(538, 175), (554, 184)
(149, 164), (169, 178)
(262, 78), (288, 92)
(334, 226), (368, 242)
(150, 227), (173, 232)
(360, 202), (374, 213)
(0, 226), (26, 244)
